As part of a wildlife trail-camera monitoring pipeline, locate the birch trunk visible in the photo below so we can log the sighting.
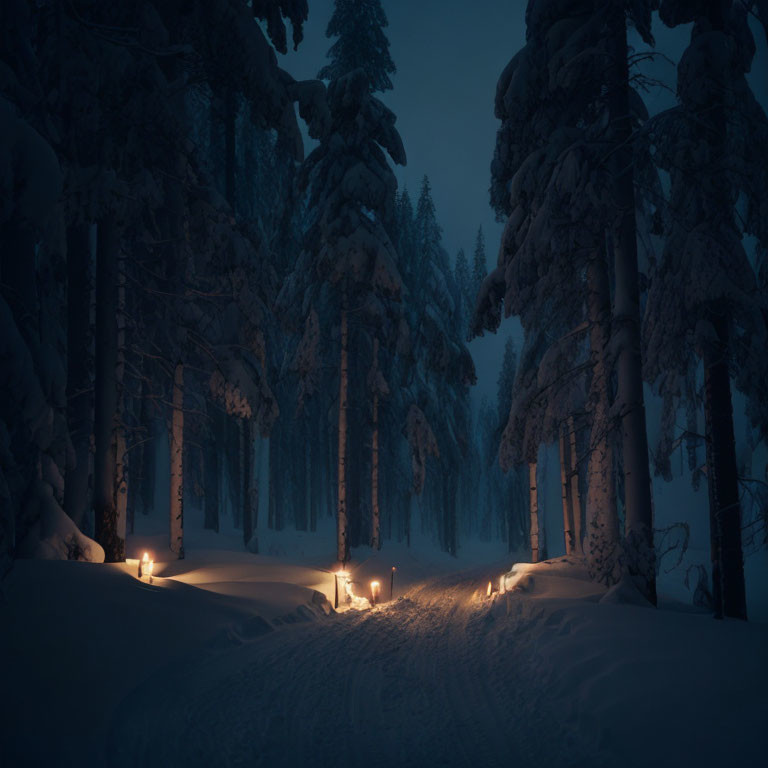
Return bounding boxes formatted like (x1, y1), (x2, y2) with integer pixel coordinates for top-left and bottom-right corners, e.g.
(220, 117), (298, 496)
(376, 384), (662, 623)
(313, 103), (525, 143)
(559, 425), (574, 555)
(64, 223), (93, 531)
(704, 312), (747, 619)
(169, 362), (184, 559)
(529, 461), (539, 563)
(568, 416), (583, 554)
(607, 4), (656, 604)
(585, 255), (619, 584)
(92, 217), (123, 562)
(337, 300), (349, 564)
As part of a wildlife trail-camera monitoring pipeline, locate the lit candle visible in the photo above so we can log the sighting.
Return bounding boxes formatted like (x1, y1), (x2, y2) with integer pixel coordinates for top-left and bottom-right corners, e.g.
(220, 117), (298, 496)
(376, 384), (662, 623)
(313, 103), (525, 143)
(139, 552), (149, 579)
(370, 580), (381, 606)
(486, 581), (493, 598)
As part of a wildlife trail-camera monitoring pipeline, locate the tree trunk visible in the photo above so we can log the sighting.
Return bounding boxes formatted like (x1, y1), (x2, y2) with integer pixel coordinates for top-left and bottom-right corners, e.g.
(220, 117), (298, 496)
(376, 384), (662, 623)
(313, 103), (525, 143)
(607, 3), (656, 605)
(529, 460), (539, 563)
(63, 223), (93, 532)
(585, 255), (619, 584)
(568, 416), (583, 554)
(255, 433), (263, 530)
(224, 87), (236, 212)
(294, 421), (308, 531)
(309, 436), (318, 532)
(507, 466), (519, 553)
(371, 389), (380, 549)
(114, 249), (128, 546)
(370, 338), (381, 550)
(169, 362), (184, 559)
(204, 406), (219, 532)
(231, 417), (242, 528)
(242, 418), (253, 548)
(704, 312), (747, 620)
(444, 472), (457, 557)
(92, 217), (123, 561)
(559, 424), (575, 555)
(139, 392), (156, 516)
(337, 300), (349, 564)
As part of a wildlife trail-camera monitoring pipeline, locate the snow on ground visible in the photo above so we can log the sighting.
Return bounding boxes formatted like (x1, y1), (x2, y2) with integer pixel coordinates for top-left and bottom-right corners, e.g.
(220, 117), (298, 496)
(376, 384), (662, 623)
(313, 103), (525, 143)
(2, 537), (766, 768)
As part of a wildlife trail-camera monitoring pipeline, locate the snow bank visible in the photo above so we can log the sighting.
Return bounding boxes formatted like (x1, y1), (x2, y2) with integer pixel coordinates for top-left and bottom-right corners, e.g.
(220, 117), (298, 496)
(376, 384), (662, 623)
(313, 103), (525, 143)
(500, 555), (604, 600)
(486, 558), (767, 767)
(0, 551), (333, 766)
(16, 481), (104, 562)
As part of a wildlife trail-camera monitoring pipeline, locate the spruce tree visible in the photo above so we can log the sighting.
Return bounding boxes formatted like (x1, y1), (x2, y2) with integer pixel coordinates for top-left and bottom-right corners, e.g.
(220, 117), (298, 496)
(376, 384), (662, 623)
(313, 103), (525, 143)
(318, 0), (396, 92)
(283, 0), (406, 562)
(644, 0), (768, 619)
(471, 226), (487, 298)
(474, 0), (660, 597)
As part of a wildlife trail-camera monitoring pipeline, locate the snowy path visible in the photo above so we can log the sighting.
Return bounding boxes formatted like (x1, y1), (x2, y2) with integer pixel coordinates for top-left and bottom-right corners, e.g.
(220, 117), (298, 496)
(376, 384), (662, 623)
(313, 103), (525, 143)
(110, 568), (600, 768)
(6, 554), (765, 767)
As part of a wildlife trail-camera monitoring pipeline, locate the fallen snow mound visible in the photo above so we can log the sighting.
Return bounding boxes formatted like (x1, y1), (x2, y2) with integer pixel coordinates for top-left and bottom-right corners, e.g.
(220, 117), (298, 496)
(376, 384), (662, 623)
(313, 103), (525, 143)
(16, 482), (104, 562)
(501, 556), (603, 600)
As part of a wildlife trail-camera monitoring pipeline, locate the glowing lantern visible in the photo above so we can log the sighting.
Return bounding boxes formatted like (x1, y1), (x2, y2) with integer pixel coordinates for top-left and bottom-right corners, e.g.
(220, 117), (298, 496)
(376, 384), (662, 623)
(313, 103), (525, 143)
(334, 569), (350, 609)
(370, 580), (381, 606)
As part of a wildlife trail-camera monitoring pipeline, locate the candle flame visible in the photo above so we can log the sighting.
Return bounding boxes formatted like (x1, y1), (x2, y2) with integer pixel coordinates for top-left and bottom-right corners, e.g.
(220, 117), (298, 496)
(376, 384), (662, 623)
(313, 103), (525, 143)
(371, 580), (380, 591)
(142, 552), (149, 563)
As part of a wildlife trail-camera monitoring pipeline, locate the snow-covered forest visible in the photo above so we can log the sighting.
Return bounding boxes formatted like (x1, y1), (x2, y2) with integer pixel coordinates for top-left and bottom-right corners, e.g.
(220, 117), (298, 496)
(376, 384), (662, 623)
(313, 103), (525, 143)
(2, 1), (768, 766)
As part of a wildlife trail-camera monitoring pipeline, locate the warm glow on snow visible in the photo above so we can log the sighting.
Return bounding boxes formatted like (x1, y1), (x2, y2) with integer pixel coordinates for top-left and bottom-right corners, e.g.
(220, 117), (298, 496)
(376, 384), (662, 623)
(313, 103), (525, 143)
(332, 568), (372, 611)
(486, 581), (492, 598)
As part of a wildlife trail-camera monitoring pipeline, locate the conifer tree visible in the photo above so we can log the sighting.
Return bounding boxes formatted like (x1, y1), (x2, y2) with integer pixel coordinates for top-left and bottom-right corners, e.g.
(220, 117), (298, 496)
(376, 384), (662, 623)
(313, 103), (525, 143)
(645, 0), (768, 619)
(281, 0), (406, 562)
(471, 226), (487, 299)
(318, 0), (396, 93)
(474, 0), (660, 597)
